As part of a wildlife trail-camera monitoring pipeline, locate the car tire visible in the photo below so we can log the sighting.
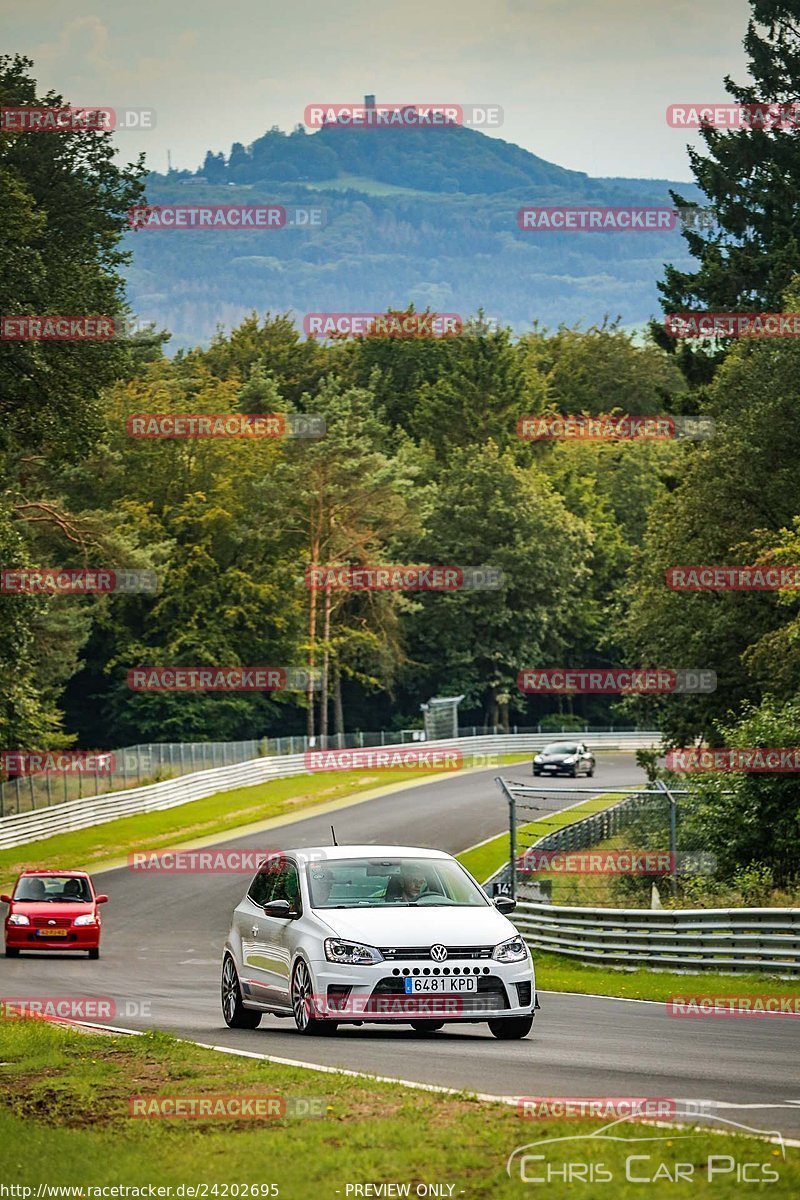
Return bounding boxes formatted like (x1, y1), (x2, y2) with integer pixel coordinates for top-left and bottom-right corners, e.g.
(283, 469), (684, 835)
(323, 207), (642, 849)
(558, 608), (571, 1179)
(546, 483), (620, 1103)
(569, 766), (577, 778)
(410, 1020), (444, 1034)
(587, 766), (595, 777)
(533, 769), (541, 777)
(4, 946), (19, 958)
(291, 959), (338, 1036)
(488, 1015), (534, 1040)
(88, 948), (100, 960)
(221, 953), (262, 1029)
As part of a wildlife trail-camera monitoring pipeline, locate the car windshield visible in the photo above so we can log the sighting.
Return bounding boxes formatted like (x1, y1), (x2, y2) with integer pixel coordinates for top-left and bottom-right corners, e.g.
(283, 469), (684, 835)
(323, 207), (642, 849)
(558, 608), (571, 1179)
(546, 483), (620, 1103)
(306, 857), (489, 909)
(543, 743), (578, 754)
(13, 875), (92, 902)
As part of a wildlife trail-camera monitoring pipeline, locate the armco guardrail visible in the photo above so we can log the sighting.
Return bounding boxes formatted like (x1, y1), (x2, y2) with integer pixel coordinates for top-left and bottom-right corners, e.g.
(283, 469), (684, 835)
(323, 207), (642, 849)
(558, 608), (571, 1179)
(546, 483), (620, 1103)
(0, 731), (660, 851)
(512, 901), (800, 974)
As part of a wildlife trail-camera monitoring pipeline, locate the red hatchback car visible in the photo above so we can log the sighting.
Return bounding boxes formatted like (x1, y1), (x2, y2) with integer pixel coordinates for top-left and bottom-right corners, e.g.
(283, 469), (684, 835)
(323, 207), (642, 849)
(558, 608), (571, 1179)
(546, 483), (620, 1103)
(2, 870), (108, 958)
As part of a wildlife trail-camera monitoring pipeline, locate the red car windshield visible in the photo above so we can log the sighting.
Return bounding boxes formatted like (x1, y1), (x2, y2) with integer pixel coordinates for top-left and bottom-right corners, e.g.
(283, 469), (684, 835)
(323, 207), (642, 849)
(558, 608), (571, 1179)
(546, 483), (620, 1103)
(14, 876), (92, 903)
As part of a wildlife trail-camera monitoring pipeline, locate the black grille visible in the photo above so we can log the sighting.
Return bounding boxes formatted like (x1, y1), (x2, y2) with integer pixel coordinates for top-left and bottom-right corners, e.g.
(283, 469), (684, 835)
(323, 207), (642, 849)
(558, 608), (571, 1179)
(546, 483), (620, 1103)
(370, 976), (510, 1013)
(379, 945), (493, 960)
(515, 981), (532, 1007)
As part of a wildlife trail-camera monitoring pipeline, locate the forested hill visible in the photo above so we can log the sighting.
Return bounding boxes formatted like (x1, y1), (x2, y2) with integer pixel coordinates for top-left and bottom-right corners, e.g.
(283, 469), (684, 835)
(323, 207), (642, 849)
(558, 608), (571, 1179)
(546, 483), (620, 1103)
(127, 119), (703, 350)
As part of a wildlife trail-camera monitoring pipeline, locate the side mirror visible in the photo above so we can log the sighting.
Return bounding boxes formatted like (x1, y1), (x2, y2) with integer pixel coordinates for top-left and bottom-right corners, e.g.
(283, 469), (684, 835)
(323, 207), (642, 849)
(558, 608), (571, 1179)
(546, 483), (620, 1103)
(263, 899), (293, 919)
(494, 895), (516, 914)
(95, 894), (109, 904)
(0, 894), (10, 905)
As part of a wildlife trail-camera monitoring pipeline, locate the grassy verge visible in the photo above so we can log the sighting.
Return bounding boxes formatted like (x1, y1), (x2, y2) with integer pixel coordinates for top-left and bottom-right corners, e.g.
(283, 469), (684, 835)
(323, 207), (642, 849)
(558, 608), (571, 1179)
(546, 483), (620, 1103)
(0, 1019), (793, 1198)
(533, 951), (800, 1001)
(0, 753), (530, 888)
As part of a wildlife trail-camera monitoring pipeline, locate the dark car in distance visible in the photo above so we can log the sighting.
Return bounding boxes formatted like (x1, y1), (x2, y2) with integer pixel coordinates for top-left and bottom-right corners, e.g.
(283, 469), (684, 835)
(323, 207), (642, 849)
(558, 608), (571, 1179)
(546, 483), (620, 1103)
(532, 742), (595, 778)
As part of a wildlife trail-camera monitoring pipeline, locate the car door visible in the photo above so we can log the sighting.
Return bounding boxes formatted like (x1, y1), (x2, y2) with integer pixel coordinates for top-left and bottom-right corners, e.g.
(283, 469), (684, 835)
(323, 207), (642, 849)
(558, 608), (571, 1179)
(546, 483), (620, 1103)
(259, 860), (302, 1012)
(235, 862), (280, 1006)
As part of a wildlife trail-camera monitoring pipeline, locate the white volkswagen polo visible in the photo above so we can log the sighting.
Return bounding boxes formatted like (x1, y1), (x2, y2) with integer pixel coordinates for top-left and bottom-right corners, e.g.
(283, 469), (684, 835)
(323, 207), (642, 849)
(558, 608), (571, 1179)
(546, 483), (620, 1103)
(222, 845), (536, 1039)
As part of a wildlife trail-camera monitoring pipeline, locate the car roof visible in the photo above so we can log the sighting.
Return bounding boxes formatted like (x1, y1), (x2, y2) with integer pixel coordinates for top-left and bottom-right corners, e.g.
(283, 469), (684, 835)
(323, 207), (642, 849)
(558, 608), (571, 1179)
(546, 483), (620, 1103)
(18, 869), (90, 877)
(284, 845), (453, 865)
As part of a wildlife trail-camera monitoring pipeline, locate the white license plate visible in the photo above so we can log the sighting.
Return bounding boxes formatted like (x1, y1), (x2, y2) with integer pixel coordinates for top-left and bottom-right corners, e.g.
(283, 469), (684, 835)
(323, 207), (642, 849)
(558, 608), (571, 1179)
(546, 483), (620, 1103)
(404, 976), (477, 994)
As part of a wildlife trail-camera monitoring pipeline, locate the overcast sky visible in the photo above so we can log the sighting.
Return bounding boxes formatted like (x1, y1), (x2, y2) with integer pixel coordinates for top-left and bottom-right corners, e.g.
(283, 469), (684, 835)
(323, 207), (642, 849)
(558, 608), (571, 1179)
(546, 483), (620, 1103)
(3, 0), (753, 180)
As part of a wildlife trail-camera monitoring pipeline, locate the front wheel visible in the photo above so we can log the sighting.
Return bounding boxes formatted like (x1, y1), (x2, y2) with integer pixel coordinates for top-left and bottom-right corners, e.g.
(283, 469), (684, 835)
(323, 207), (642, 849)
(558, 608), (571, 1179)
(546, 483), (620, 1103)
(88, 947), (100, 960)
(488, 1015), (534, 1040)
(222, 954), (261, 1029)
(4, 946), (19, 958)
(569, 766), (577, 778)
(291, 959), (338, 1035)
(586, 766), (595, 777)
(410, 1020), (444, 1034)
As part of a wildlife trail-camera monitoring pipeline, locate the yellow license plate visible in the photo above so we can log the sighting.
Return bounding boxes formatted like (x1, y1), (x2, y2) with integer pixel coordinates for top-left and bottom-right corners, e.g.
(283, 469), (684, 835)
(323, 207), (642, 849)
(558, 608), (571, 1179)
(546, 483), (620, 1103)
(37, 928), (68, 937)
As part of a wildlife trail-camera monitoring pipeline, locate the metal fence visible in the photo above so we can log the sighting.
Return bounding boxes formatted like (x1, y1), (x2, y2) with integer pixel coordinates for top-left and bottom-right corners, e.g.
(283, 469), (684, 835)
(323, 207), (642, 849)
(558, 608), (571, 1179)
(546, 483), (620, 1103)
(0, 731), (661, 850)
(511, 901), (800, 974)
(491, 777), (720, 908)
(0, 725), (653, 817)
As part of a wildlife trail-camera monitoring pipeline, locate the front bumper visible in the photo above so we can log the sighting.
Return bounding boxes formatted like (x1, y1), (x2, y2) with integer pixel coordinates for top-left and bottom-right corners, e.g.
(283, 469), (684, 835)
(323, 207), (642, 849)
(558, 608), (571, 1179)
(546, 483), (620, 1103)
(306, 954), (536, 1023)
(5, 926), (101, 950)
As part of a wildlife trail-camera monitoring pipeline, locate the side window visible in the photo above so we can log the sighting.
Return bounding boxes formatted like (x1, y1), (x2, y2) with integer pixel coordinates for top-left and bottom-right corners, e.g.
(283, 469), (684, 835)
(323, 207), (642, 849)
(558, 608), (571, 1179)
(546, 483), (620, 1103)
(248, 865), (278, 907)
(269, 862), (302, 915)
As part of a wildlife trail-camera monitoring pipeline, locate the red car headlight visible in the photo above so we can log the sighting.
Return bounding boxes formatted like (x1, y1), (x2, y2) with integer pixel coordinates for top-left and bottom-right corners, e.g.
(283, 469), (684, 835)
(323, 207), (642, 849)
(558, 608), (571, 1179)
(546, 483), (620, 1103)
(7, 914), (30, 926)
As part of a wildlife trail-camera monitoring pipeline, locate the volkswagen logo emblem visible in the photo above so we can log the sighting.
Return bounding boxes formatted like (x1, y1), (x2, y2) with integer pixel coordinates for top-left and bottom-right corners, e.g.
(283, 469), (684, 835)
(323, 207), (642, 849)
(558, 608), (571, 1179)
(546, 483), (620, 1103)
(430, 944), (448, 962)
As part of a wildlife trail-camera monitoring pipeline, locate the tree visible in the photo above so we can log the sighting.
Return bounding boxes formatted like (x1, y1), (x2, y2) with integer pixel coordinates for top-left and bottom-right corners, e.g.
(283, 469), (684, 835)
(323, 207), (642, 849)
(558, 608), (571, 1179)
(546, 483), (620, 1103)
(402, 442), (591, 729)
(622, 321), (800, 744)
(0, 54), (145, 752)
(654, 1), (800, 379)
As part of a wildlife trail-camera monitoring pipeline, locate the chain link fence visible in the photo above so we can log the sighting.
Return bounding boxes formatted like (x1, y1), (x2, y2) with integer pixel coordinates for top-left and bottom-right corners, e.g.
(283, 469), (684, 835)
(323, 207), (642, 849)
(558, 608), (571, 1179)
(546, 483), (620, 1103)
(0, 724), (649, 818)
(491, 779), (716, 909)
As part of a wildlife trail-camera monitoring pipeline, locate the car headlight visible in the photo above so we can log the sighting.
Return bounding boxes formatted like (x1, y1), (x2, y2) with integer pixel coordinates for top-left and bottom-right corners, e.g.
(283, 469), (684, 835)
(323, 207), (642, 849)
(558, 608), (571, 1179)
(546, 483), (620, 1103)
(492, 935), (528, 963)
(7, 914), (30, 926)
(73, 914), (97, 926)
(562, 755), (577, 763)
(324, 938), (384, 965)
(533, 755), (543, 763)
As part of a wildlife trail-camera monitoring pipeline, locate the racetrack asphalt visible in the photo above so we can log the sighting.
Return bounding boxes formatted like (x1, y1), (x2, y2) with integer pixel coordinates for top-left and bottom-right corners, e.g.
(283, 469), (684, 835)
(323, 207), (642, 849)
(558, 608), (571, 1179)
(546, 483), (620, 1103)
(2, 753), (799, 1139)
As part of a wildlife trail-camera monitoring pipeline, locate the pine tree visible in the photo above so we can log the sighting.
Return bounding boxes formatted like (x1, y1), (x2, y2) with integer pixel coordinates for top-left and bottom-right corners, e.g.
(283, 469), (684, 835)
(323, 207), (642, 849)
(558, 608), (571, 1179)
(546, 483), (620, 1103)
(654, 1), (800, 380)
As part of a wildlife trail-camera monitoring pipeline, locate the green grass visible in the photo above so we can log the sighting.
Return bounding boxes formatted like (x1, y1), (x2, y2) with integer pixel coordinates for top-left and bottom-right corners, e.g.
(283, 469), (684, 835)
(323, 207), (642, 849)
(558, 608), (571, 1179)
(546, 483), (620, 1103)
(0, 752), (529, 889)
(534, 951), (800, 1000)
(0, 1019), (794, 1198)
